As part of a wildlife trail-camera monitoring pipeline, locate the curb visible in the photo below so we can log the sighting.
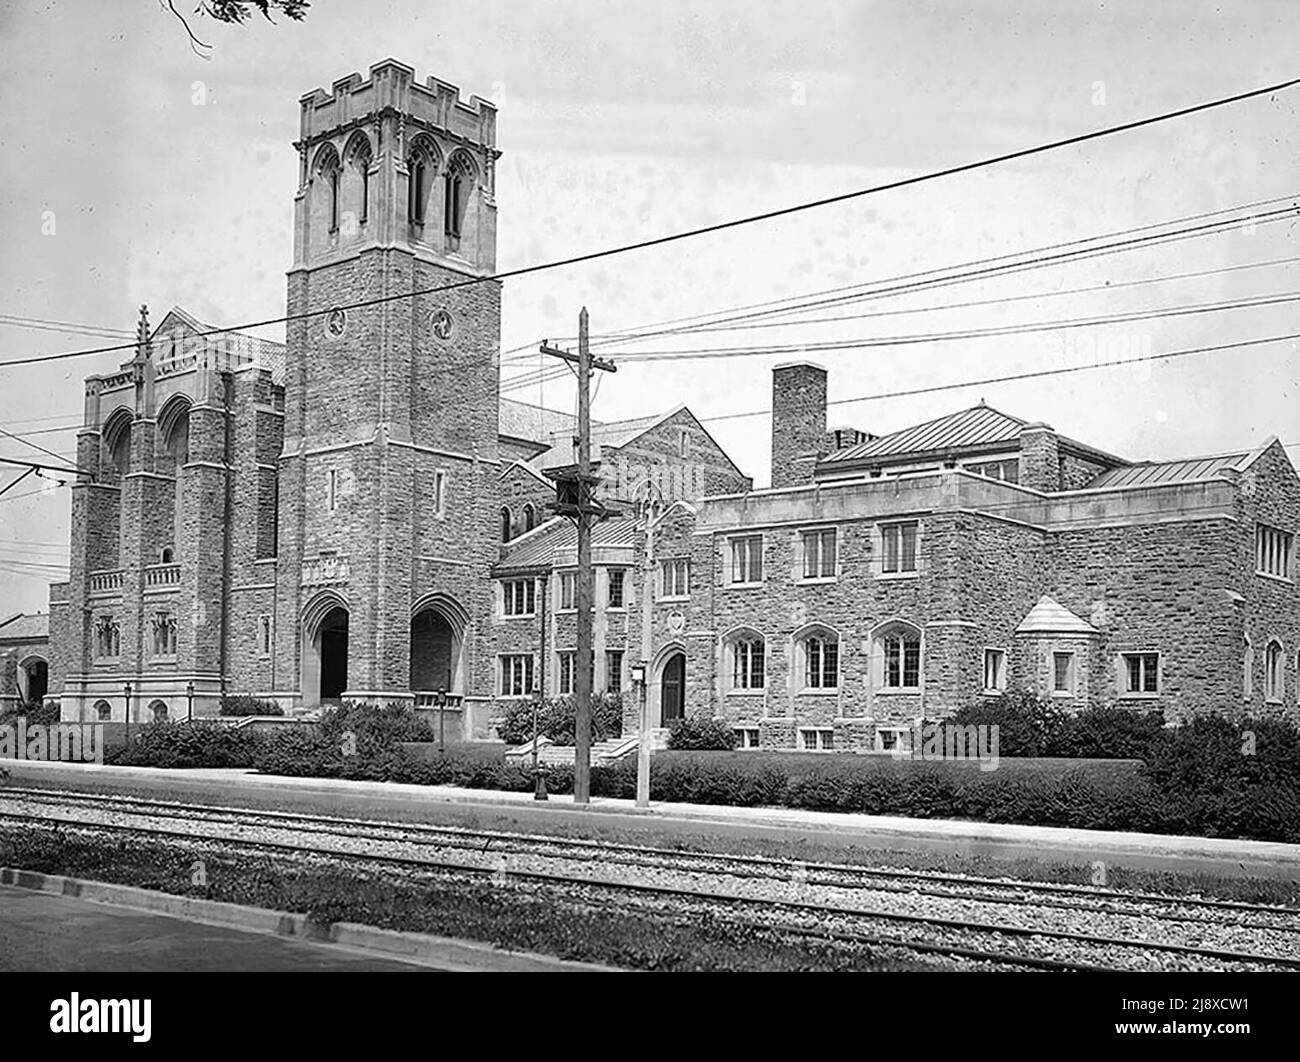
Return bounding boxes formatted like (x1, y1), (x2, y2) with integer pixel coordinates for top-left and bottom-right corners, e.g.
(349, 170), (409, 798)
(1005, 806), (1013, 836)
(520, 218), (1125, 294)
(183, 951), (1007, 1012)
(0, 867), (615, 972)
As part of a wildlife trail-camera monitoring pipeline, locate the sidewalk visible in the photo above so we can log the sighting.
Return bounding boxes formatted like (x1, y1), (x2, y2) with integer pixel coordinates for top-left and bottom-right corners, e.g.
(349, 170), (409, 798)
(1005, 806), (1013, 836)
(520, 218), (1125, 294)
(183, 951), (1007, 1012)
(4, 756), (1299, 877)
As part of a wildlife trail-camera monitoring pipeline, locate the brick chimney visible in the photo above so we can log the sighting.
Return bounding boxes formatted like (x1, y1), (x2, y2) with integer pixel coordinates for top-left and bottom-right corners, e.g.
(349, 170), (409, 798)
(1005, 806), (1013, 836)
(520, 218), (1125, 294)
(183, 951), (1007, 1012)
(771, 362), (827, 489)
(1018, 422), (1061, 492)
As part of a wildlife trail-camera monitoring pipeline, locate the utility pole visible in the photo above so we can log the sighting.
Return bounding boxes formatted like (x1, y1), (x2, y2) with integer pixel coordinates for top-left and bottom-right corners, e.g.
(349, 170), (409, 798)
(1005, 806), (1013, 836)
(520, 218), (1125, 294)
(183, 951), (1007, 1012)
(635, 485), (661, 808)
(540, 309), (617, 805)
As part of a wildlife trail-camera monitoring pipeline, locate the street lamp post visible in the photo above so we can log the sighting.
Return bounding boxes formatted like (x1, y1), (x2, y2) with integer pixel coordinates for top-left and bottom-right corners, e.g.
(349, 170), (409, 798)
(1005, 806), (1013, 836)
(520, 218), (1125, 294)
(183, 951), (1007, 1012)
(435, 688), (447, 754)
(531, 686), (547, 801)
(123, 682), (133, 749)
(186, 681), (195, 723)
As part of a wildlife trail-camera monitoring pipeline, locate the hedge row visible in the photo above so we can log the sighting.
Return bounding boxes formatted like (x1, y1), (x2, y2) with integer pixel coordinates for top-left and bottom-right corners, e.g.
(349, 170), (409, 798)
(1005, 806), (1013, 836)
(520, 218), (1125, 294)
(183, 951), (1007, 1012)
(102, 702), (1300, 844)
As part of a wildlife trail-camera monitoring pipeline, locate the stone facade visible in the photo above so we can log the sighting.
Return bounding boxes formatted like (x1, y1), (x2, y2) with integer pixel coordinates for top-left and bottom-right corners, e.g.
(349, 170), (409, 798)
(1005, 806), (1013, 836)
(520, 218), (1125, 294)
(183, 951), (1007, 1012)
(770, 363), (827, 489)
(0, 613), (51, 712)
(37, 61), (1298, 754)
(49, 61), (506, 739)
(488, 365), (1298, 752)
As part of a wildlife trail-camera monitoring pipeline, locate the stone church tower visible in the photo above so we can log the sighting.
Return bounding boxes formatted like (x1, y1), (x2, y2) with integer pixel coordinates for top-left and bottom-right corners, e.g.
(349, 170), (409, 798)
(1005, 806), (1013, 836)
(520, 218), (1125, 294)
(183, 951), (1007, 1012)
(273, 59), (502, 715)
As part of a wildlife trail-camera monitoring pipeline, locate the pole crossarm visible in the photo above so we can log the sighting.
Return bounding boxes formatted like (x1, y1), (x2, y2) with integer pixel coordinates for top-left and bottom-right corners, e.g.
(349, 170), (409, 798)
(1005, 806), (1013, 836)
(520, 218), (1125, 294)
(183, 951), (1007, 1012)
(538, 342), (618, 374)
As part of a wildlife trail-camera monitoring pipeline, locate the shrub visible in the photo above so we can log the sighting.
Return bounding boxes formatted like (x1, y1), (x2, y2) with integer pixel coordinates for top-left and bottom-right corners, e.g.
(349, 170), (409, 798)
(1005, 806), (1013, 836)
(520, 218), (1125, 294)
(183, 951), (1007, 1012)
(948, 689), (1068, 757)
(111, 721), (266, 769)
(318, 702), (435, 749)
(0, 700), (62, 728)
(666, 716), (738, 751)
(495, 694), (623, 747)
(1046, 706), (1169, 760)
(219, 695), (285, 717)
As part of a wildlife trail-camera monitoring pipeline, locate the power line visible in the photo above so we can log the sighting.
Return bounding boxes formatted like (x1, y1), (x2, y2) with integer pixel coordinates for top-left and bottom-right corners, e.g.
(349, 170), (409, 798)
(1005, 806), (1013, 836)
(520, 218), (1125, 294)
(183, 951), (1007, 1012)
(543, 192), (1300, 354)
(624, 254), (1300, 338)
(0, 424), (78, 467)
(2, 74), (1297, 371)
(696, 332), (1300, 424)
(565, 206), (1299, 354)
(613, 291), (1300, 362)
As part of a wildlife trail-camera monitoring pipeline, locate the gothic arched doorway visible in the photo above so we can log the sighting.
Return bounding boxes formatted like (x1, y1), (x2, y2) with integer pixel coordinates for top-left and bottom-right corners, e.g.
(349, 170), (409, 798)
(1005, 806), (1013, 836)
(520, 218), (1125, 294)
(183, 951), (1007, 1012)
(19, 656), (48, 706)
(409, 594), (467, 698)
(318, 607), (349, 702)
(659, 651), (686, 725)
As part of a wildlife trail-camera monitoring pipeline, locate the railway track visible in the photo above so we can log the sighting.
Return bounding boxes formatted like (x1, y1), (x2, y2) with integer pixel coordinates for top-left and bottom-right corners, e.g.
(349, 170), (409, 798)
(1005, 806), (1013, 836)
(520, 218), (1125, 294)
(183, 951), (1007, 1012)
(2, 785), (1298, 972)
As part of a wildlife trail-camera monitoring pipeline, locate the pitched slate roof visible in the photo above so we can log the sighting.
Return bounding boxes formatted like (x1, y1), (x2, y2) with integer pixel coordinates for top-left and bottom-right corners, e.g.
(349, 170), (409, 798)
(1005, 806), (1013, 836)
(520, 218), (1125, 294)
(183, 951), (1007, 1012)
(498, 397), (589, 446)
(1015, 595), (1098, 635)
(0, 613), (49, 640)
(823, 404), (1027, 464)
(1085, 452), (1248, 490)
(151, 306), (286, 385)
(496, 516), (639, 570)
(541, 408), (683, 469)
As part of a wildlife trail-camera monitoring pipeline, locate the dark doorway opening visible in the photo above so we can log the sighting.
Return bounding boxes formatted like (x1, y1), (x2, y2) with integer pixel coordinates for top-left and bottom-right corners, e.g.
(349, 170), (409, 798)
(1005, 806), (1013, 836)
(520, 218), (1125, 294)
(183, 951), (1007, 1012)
(23, 659), (48, 705)
(319, 607), (349, 702)
(661, 652), (685, 723)
(410, 610), (456, 693)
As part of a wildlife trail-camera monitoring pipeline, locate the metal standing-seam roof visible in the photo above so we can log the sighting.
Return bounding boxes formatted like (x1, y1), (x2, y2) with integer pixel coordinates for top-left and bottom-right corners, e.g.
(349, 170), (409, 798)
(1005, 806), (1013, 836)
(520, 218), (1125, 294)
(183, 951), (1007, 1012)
(1084, 453), (1248, 489)
(823, 404), (1027, 464)
(496, 516), (640, 571)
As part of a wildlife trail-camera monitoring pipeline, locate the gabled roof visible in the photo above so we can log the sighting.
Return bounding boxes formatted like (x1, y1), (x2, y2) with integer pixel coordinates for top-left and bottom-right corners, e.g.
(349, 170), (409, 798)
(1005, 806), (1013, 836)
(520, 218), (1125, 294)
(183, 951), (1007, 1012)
(1085, 452), (1249, 490)
(541, 406), (686, 469)
(823, 404), (1027, 464)
(498, 397), (592, 447)
(497, 458), (553, 487)
(496, 516), (639, 571)
(820, 402), (1128, 470)
(0, 613), (49, 641)
(150, 305), (286, 385)
(1015, 595), (1098, 635)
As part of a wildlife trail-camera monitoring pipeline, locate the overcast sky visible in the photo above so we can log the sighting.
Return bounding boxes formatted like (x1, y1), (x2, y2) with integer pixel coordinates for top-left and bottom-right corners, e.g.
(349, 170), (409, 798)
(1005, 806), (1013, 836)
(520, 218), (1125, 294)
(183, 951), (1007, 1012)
(0, 0), (1297, 613)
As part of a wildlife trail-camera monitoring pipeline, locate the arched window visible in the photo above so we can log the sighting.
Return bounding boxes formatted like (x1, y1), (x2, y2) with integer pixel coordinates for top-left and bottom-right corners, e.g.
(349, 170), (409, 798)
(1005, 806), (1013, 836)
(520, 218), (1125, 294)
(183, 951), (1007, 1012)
(795, 626), (839, 690)
(1244, 636), (1254, 698)
(523, 503), (536, 532)
(93, 616), (121, 660)
(344, 131), (372, 226)
(500, 506), (513, 543)
(149, 700), (169, 724)
(1265, 640), (1284, 702)
(160, 546), (174, 564)
(444, 151), (475, 245)
(407, 136), (439, 226)
(93, 700), (112, 722)
(872, 620), (922, 690)
(310, 143), (342, 246)
(102, 409), (132, 481)
(723, 628), (765, 691)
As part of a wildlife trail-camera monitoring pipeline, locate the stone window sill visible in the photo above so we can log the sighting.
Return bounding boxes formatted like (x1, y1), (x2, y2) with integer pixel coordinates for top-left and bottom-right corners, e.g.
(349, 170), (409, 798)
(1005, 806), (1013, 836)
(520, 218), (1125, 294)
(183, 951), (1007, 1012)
(877, 571), (919, 581)
(727, 582), (764, 590)
(658, 595), (690, 604)
(874, 687), (920, 695)
(725, 688), (767, 696)
(981, 687), (1007, 696)
(796, 687), (840, 696)
(797, 576), (837, 586)
(503, 613), (537, 621)
(1119, 692), (1160, 701)
(1255, 570), (1293, 585)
